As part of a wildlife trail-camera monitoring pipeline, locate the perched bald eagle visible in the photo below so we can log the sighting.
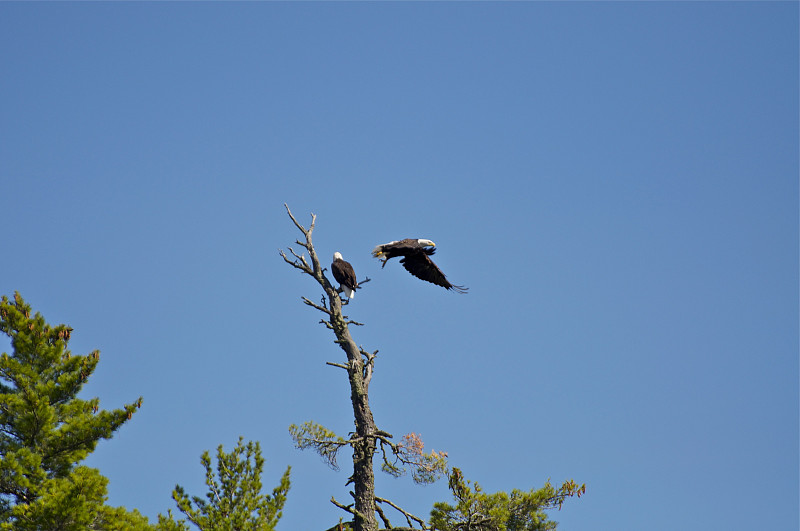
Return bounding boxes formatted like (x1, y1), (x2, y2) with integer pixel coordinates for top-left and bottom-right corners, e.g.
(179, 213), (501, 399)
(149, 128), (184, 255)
(372, 239), (468, 293)
(331, 252), (358, 300)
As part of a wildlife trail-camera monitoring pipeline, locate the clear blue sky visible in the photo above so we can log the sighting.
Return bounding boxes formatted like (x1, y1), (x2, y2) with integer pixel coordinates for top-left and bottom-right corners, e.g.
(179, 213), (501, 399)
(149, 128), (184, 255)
(1, 2), (797, 530)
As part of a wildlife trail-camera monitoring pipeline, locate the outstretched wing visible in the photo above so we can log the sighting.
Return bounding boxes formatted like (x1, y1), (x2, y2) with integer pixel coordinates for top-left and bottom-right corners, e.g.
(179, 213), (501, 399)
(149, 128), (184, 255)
(400, 251), (468, 293)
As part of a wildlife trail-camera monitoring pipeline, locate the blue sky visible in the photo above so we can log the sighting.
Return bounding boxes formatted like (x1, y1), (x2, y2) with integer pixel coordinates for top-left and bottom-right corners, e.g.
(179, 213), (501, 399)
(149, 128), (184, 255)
(1, 2), (797, 530)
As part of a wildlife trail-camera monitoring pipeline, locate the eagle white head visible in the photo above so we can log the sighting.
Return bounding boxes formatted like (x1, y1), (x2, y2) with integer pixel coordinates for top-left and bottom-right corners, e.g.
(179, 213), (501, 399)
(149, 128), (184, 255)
(417, 239), (436, 247)
(333, 252), (344, 261)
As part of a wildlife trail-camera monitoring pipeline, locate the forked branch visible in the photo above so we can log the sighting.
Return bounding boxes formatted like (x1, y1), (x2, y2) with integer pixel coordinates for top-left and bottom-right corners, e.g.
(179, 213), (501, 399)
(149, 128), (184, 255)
(375, 496), (428, 530)
(301, 296), (332, 315)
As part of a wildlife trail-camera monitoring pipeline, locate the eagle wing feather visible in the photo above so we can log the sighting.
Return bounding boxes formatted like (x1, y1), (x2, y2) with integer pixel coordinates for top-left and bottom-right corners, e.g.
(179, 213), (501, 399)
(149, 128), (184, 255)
(400, 251), (467, 293)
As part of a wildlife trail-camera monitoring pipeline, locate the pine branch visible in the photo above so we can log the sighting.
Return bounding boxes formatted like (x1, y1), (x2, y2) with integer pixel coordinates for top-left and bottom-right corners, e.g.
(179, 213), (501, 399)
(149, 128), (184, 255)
(374, 433), (448, 485)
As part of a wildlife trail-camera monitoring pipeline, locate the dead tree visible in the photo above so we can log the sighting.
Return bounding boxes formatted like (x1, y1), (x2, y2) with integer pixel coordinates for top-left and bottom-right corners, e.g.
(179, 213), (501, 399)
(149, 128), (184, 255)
(280, 205), (446, 531)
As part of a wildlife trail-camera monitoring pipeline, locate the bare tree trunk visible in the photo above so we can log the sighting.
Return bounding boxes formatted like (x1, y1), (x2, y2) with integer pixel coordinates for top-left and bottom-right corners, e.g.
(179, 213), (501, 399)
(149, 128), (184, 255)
(281, 205), (378, 531)
(330, 297), (378, 531)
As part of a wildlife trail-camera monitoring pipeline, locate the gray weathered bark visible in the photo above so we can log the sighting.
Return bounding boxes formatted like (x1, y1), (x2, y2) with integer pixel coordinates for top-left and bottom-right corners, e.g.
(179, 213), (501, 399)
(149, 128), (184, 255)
(280, 205), (378, 531)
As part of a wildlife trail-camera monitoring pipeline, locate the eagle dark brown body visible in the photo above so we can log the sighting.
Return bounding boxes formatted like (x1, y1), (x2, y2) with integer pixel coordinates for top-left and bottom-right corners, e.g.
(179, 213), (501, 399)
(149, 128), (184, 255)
(371, 239), (467, 293)
(331, 252), (358, 299)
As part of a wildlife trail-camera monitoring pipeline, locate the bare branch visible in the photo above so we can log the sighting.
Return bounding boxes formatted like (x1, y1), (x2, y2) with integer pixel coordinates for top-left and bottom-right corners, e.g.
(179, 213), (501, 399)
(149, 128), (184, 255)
(378, 440), (401, 478)
(363, 361), (373, 389)
(287, 246), (309, 264)
(375, 496), (428, 529)
(301, 297), (332, 315)
(284, 203), (313, 236)
(361, 349), (378, 364)
(331, 496), (360, 518)
(361, 349), (376, 388)
(376, 435), (393, 450)
(278, 249), (312, 275)
(375, 503), (391, 529)
(327, 362), (349, 370)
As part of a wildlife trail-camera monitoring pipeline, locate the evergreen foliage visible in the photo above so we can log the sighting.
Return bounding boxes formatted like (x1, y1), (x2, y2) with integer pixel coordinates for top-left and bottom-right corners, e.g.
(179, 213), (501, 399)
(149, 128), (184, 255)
(430, 468), (585, 531)
(163, 437), (290, 531)
(8, 466), (152, 530)
(0, 292), (146, 529)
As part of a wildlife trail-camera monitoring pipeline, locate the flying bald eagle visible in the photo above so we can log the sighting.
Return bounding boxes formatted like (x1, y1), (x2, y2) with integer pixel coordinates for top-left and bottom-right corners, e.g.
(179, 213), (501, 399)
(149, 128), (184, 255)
(331, 252), (358, 300)
(372, 239), (468, 293)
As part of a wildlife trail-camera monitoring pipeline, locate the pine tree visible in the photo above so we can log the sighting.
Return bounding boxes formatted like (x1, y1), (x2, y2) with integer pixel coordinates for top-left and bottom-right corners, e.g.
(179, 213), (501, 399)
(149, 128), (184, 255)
(160, 437), (290, 531)
(0, 292), (147, 529)
(430, 468), (585, 531)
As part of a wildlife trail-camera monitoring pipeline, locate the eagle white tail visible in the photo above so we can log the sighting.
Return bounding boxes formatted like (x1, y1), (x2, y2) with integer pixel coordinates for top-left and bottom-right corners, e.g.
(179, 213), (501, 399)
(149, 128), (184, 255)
(343, 287), (354, 299)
